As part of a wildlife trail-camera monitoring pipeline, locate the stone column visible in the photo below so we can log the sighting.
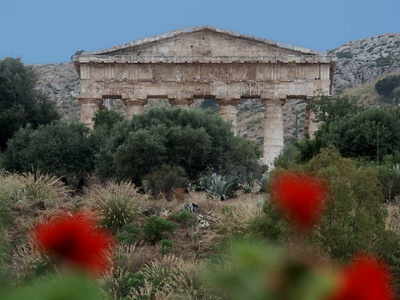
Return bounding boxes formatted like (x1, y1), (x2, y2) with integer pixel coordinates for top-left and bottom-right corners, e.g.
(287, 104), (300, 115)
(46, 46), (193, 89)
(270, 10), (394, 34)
(216, 98), (241, 135)
(77, 95), (102, 129)
(261, 98), (285, 169)
(123, 98), (148, 119)
(168, 98), (194, 109)
(306, 106), (319, 139)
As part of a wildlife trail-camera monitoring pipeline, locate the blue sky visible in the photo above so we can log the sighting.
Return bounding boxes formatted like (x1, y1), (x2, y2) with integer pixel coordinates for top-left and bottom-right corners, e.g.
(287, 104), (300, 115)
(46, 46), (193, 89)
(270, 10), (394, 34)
(1, 0), (399, 64)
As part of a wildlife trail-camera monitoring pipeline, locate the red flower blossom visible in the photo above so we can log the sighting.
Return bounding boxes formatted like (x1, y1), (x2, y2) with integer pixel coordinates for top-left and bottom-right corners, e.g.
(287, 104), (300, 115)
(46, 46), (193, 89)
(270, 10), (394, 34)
(330, 255), (394, 300)
(33, 213), (114, 275)
(271, 172), (327, 230)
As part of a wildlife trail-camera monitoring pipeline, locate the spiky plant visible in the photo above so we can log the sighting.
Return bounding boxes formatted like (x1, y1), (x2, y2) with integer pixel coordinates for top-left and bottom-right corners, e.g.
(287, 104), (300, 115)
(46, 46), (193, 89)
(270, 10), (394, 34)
(205, 174), (233, 201)
(22, 171), (68, 203)
(89, 181), (144, 233)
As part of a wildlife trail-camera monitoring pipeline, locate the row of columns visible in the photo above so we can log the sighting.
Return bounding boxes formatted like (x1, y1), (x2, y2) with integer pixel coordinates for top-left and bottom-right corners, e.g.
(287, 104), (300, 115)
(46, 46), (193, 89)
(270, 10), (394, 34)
(78, 95), (316, 168)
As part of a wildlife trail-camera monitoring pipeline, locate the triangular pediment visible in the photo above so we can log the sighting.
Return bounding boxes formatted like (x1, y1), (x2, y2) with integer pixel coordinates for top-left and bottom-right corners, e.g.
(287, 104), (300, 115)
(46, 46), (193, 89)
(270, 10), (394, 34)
(77, 26), (321, 59)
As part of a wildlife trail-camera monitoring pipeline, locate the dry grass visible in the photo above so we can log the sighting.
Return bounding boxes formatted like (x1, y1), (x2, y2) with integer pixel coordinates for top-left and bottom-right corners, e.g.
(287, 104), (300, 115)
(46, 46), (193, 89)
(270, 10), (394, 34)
(22, 171), (68, 203)
(87, 181), (147, 232)
(0, 170), (67, 205)
(217, 197), (263, 235)
(386, 204), (400, 234)
(130, 255), (216, 300)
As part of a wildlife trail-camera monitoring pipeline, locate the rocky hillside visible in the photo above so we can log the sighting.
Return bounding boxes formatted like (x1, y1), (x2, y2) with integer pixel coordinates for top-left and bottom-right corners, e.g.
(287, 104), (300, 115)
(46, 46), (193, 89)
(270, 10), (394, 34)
(33, 63), (80, 120)
(330, 33), (400, 90)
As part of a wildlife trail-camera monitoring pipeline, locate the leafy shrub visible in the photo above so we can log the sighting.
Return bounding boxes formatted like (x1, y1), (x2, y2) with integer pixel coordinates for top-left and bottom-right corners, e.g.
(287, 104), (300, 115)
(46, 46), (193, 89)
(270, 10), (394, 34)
(143, 164), (188, 199)
(172, 210), (196, 227)
(89, 181), (144, 233)
(116, 224), (141, 244)
(375, 75), (400, 96)
(3, 122), (98, 190)
(95, 108), (261, 185)
(0, 57), (60, 151)
(377, 164), (400, 202)
(306, 148), (389, 260)
(143, 216), (178, 243)
(336, 51), (353, 59)
(248, 200), (289, 242)
(93, 109), (124, 130)
(159, 239), (174, 255)
(311, 102), (400, 163)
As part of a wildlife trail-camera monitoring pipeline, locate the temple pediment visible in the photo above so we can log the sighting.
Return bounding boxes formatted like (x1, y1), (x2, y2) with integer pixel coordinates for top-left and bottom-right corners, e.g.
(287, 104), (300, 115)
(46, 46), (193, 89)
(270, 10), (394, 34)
(73, 26), (323, 62)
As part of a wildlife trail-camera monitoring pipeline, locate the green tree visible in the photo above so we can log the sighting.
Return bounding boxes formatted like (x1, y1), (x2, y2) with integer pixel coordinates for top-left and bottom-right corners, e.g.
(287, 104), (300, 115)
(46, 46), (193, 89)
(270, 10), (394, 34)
(317, 108), (400, 163)
(375, 75), (400, 96)
(96, 108), (262, 185)
(0, 58), (59, 150)
(3, 122), (97, 190)
(306, 148), (388, 260)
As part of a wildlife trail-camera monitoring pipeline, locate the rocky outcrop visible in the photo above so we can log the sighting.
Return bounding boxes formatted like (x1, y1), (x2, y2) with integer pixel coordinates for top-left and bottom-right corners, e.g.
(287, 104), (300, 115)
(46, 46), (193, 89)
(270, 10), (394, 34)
(330, 33), (400, 90)
(33, 63), (80, 120)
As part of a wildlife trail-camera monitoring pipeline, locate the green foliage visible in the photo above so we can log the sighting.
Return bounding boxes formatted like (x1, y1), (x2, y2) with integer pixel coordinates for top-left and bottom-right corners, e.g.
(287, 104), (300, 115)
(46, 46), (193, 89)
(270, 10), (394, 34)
(93, 109), (124, 130)
(143, 164), (188, 198)
(316, 108), (400, 163)
(209, 241), (334, 300)
(3, 274), (105, 300)
(248, 200), (289, 242)
(375, 75), (400, 96)
(143, 216), (178, 243)
(306, 148), (388, 260)
(203, 173), (233, 201)
(116, 224), (141, 244)
(95, 108), (261, 185)
(375, 56), (392, 67)
(0, 58), (59, 151)
(257, 173), (269, 193)
(376, 164), (400, 202)
(200, 98), (219, 113)
(3, 122), (97, 190)
(336, 51), (353, 59)
(172, 210), (196, 227)
(274, 140), (303, 168)
(158, 239), (174, 255)
(310, 96), (359, 128)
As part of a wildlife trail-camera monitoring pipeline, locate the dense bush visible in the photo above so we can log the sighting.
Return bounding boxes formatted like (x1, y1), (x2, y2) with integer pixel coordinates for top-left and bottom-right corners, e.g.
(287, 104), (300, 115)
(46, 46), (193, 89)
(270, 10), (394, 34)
(3, 122), (97, 190)
(257, 148), (400, 265)
(316, 108), (400, 163)
(143, 216), (178, 244)
(306, 148), (389, 260)
(375, 75), (400, 96)
(0, 58), (59, 151)
(143, 164), (188, 199)
(95, 107), (262, 185)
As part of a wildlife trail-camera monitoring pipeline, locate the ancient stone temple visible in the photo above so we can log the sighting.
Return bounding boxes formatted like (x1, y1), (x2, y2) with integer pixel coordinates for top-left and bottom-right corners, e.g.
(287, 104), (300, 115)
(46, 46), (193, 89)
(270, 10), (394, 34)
(72, 26), (336, 168)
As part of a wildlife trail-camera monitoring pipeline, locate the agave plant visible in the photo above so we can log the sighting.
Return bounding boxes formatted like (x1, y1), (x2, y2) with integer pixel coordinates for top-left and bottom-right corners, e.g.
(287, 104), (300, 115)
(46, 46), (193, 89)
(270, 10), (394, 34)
(257, 173), (269, 193)
(205, 173), (233, 201)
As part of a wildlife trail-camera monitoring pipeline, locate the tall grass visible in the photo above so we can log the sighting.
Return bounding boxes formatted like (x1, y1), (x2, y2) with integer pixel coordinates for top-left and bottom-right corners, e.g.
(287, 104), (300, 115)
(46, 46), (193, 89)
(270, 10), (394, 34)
(88, 181), (145, 233)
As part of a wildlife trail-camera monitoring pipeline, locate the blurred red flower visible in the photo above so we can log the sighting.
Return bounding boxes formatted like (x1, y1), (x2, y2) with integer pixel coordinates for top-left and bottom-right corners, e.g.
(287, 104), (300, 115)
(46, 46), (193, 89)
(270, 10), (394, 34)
(33, 213), (114, 275)
(271, 172), (327, 230)
(330, 255), (394, 300)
